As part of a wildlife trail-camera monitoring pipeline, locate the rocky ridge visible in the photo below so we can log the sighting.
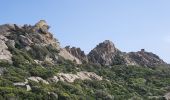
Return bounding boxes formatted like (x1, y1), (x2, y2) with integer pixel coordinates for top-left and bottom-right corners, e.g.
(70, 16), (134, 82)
(0, 20), (169, 100)
(124, 49), (166, 67)
(88, 40), (166, 66)
(0, 20), (81, 64)
(0, 20), (167, 67)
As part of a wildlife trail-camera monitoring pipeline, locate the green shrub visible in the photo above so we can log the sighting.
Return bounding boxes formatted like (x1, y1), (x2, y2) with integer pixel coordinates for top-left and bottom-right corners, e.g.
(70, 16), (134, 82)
(29, 66), (54, 79)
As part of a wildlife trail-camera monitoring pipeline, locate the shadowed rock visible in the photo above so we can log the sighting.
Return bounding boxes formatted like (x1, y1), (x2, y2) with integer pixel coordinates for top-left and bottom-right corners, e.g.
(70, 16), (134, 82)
(65, 46), (88, 63)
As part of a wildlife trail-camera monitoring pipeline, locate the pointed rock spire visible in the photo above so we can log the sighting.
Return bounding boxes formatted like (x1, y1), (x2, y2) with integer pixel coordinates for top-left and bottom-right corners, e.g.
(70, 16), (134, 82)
(88, 40), (123, 65)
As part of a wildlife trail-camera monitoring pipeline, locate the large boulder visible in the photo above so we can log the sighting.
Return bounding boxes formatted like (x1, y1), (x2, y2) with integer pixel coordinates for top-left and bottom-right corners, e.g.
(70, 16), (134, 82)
(13, 79), (31, 91)
(34, 20), (50, 34)
(19, 35), (33, 46)
(28, 77), (49, 84)
(0, 35), (12, 62)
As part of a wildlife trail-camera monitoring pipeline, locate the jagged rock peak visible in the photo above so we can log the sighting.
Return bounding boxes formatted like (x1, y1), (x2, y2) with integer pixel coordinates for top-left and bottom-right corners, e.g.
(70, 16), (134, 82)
(35, 20), (49, 28)
(0, 20), (61, 63)
(103, 40), (114, 45)
(96, 40), (116, 52)
(89, 40), (119, 54)
(34, 20), (50, 32)
(88, 40), (123, 66)
(65, 46), (88, 63)
(32, 20), (50, 34)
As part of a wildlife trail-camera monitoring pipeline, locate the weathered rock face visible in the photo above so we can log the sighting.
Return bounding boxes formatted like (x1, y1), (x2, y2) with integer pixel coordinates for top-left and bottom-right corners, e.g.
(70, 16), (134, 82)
(25, 20), (60, 49)
(0, 20), (62, 63)
(0, 20), (90, 64)
(13, 71), (103, 92)
(125, 49), (166, 67)
(0, 24), (15, 35)
(87, 40), (166, 67)
(3, 20), (60, 50)
(65, 46), (88, 63)
(164, 92), (170, 100)
(49, 71), (103, 83)
(88, 40), (123, 65)
(19, 35), (33, 46)
(59, 48), (82, 64)
(0, 20), (93, 64)
(0, 35), (12, 62)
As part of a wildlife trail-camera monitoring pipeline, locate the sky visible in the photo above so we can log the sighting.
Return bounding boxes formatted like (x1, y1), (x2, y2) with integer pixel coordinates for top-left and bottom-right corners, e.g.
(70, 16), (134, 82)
(0, 0), (170, 63)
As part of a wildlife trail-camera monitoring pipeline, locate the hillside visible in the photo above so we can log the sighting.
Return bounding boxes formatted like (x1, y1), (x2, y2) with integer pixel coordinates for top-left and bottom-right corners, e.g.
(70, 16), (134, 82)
(0, 20), (169, 100)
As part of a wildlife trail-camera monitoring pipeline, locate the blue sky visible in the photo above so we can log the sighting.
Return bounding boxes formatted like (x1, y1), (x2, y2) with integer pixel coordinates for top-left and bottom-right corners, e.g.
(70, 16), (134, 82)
(0, 0), (170, 63)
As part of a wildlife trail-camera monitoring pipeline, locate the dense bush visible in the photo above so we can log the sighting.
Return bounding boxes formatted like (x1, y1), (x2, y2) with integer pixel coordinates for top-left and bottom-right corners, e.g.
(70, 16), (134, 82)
(29, 45), (50, 60)
(0, 45), (170, 99)
(29, 66), (54, 79)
